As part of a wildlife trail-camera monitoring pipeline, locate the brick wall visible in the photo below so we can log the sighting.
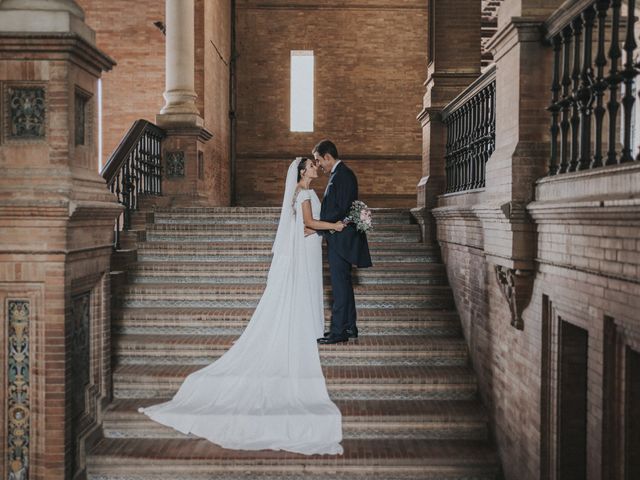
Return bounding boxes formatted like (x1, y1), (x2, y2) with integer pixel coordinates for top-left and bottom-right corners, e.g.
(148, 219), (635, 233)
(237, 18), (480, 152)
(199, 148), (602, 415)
(78, 0), (232, 204)
(77, 0), (166, 169)
(434, 164), (640, 480)
(234, 0), (427, 206)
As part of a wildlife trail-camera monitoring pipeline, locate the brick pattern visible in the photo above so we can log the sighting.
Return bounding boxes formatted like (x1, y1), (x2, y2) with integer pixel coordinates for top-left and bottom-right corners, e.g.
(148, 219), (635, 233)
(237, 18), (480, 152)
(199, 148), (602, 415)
(234, 0), (426, 206)
(435, 166), (640, 480)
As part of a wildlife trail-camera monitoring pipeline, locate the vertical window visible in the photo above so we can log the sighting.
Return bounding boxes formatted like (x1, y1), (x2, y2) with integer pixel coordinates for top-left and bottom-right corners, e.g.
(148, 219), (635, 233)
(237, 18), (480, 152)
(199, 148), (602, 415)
(290, 50), (314, 132)
(98, 78), (103, 172)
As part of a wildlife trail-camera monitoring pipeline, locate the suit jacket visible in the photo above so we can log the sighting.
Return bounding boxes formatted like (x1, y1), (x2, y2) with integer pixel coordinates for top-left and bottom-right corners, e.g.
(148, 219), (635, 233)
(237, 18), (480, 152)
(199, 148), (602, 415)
(320, 162), (373, 268)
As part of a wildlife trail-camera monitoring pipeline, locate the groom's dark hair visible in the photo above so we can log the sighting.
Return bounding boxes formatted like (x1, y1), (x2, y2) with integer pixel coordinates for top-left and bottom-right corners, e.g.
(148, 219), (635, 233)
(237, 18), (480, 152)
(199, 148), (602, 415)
(313, 139), (339, 159)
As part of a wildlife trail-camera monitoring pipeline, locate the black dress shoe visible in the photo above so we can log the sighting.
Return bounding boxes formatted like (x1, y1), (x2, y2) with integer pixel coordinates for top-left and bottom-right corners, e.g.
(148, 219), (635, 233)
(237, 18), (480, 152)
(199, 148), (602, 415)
(317, 335), (349, 344)
(346, 328), (358, 339)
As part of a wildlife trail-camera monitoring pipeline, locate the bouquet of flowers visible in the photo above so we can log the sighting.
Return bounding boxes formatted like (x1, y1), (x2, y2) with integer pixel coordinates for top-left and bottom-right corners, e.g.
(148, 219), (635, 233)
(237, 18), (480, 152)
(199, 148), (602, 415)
(344, 200), (373, 233)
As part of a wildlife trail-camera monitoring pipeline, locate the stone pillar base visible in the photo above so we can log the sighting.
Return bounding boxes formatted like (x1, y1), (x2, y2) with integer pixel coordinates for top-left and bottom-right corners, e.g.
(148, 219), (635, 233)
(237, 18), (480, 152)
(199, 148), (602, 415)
(156, 112), (204, 129)
(160, 126), (213, 206)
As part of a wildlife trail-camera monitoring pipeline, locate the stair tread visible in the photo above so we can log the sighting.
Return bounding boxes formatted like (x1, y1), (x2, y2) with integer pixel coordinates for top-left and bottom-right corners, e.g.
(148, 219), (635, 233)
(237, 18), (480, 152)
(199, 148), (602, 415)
(113, 364), (477, 384)
(114, 334), (467, 351)
(114, 306), (458, 317)
(121, 283), (451, 294)
(89, 437), (497, 465)
(106, 398), (487, 422)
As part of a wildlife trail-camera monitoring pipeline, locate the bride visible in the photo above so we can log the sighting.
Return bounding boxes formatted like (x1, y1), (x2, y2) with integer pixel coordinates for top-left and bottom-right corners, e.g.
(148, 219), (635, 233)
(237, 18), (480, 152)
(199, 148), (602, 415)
(139, 157), (346, 455)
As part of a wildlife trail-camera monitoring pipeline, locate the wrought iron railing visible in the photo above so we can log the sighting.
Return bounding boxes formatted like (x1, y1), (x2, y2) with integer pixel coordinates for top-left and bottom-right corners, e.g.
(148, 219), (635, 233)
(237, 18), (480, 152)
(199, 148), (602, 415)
(441, 65), (496, 193)
(546, 0), (640, 175)
(101, 120), (165, 248)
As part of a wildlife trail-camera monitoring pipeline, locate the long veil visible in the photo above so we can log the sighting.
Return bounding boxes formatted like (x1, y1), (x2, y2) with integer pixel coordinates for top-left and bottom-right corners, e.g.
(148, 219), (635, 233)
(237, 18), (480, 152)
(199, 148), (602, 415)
(271, 157), (301, 258)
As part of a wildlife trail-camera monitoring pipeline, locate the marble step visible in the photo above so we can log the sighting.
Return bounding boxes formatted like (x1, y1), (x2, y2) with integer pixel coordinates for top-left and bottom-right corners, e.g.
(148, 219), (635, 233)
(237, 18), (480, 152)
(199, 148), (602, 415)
(128, 261), (447, 285)
(112, 308), (463, 337)
(113, 335), (469, 367)
(113, 365), (479, 401)
(118, 284), (455, 310)
(87, 438), (499, 480)
(102, 399), (488, 441)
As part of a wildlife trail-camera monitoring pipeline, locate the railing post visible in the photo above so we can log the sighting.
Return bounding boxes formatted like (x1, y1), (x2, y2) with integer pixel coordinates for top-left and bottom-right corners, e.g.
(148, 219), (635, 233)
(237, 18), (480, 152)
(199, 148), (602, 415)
(606, 0), (622, 166)
(569, 16), (583, 172)
(621, 0), (637, 163)
(578, 6), (596, 171)
(592, 0), (609, 169)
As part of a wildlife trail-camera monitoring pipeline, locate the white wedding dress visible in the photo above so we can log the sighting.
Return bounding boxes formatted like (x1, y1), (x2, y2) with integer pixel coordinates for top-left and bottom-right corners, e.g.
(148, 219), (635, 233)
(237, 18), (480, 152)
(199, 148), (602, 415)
(139, 159), (343, 455)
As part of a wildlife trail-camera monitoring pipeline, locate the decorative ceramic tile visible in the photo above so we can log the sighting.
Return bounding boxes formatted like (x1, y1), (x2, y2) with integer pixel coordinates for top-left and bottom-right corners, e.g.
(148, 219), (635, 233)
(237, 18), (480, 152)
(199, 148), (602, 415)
(7, 300), (30, 480)
(69, 292), (91, 477)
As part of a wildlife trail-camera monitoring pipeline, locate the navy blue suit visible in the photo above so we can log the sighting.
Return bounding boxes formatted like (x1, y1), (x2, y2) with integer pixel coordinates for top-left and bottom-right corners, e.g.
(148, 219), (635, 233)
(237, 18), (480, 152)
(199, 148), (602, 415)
(320, 161), (372, 337)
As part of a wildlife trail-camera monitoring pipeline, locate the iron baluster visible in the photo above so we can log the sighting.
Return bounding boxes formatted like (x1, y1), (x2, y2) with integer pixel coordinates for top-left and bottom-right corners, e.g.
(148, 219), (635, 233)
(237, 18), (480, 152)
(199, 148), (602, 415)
(621, 0), (637, 162)
(592, 0), (610, 168)
(606, 0), (622, 165)
(570, 16), (583, 172)
(578, 7), (596, 170)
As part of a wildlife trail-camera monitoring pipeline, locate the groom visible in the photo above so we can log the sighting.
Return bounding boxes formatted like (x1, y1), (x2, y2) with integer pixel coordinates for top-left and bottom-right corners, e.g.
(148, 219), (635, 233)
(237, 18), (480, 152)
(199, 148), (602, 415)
(313, 140), (372, 345)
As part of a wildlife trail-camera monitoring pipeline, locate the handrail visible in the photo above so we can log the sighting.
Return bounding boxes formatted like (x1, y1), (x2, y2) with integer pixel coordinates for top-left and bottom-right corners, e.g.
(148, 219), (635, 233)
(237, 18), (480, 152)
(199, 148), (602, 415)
(441, 65), (497, 121)
(102, 119), (165, 248)
(441, 67), (496, 193)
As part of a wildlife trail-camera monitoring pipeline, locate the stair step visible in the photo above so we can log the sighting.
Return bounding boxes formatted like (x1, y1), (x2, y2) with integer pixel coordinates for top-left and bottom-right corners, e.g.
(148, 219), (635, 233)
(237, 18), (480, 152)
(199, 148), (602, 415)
(147, 222), (420, 233)
(129, 262), (447, 286)
(113, 335), (469, 367)
(102, 399), (488, 441)
(145, 224), (421, 243)
(112, 365), (478, 401)
(112, 308), (463, 337)
(151, 207), (415, 226)
(87, 438), (499, 480)
(136, 242), (440, 264)
(121, 284), (455, 310)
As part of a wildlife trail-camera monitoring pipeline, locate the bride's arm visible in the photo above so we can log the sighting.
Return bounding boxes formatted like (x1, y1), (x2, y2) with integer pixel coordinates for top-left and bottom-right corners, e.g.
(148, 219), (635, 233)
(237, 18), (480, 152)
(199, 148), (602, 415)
(302, 200), (344, 232)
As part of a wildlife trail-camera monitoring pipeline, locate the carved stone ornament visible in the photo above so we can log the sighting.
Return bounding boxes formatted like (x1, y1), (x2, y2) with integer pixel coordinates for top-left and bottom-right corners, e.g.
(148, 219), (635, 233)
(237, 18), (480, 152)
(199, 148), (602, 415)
(166, 151), (185, 177)
(494, 266), (534, 330)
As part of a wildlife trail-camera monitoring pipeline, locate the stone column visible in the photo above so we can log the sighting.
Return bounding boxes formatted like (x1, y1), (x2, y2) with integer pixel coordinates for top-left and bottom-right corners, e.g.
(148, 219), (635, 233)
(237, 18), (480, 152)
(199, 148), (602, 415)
(157, 0), (202, 127)
(412, 0), (481, 244)
(0, 1), (119, 478)
(155, 0), (213, 206)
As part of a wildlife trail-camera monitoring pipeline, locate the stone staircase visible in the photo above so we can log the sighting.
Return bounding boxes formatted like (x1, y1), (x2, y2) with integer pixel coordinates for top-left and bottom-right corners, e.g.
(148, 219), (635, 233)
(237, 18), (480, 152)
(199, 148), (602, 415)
(87, 207), (501, 480)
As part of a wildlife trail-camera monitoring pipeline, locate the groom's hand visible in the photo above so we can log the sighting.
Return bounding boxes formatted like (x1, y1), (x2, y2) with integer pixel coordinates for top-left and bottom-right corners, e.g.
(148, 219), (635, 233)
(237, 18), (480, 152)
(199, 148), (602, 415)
(304, 227), (317, 237)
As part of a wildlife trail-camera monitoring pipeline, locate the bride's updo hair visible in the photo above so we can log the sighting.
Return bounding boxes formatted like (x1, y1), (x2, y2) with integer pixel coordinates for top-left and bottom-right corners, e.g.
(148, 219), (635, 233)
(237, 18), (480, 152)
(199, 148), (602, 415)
(296, 157), (310, 182)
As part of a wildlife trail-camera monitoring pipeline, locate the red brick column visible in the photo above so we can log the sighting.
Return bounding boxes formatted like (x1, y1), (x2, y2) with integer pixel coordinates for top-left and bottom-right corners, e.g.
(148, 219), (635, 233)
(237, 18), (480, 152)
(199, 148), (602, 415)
(413, 0), (481, 244)
(0, 2), (120, 479)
